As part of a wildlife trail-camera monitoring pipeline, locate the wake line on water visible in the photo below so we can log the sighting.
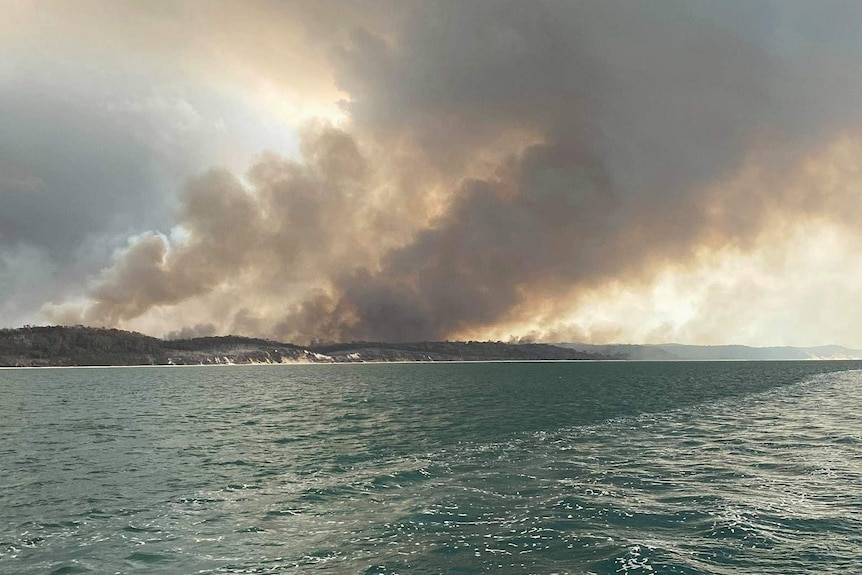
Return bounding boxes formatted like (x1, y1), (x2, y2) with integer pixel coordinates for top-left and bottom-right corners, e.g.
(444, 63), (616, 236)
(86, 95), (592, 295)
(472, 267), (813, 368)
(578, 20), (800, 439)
(3, 363), (861, 574)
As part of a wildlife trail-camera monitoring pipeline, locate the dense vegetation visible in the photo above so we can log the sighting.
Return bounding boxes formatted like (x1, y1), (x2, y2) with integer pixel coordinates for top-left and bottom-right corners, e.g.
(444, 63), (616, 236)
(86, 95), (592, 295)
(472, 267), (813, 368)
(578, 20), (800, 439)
(312, 341), (602, 361)
(0, 326), (605, 366)
(167, 335), (304, 352)
(0, 326), (165, 366)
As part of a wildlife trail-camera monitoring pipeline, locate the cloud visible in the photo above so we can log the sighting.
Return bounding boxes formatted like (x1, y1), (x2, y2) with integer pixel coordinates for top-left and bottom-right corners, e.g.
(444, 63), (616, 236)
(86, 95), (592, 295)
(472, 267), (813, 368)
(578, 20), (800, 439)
(0, 243), (56, 327)
(17, 1), (862, 345)
(0, 1), (359, 324)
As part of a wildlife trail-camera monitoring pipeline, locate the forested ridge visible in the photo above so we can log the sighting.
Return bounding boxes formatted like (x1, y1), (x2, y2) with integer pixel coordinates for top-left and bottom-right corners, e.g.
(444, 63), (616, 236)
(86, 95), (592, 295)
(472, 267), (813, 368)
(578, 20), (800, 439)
(0, 326), (605, 366)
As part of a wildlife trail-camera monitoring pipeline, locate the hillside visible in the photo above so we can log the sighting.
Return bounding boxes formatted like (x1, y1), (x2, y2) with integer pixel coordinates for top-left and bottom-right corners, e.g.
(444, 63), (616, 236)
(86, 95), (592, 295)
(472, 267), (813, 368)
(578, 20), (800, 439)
(0, 326), (606, 367)
(312, 341), (601, 362)
(0, 326), (315, 367)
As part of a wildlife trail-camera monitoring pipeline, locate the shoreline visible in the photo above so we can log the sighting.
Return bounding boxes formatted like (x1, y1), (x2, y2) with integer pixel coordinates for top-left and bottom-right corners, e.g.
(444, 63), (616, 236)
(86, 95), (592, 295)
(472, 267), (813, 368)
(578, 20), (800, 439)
(3, 357), (861, 370)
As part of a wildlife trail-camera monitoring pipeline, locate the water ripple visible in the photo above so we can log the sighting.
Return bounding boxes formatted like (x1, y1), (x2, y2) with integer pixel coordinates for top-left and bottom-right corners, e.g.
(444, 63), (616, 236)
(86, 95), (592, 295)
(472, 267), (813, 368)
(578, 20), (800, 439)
(1, 362), (862, 573)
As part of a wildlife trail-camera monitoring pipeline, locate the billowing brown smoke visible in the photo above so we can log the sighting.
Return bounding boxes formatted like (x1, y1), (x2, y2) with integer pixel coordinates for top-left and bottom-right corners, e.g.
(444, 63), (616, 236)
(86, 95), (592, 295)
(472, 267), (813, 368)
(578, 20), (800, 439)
(46, 1), (862, 343)
(47, 122), (439, 339)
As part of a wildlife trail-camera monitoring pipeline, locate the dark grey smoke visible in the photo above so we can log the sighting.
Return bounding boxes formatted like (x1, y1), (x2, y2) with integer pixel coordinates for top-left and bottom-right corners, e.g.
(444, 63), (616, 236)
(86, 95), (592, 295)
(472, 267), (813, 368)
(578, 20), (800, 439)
(283, 1), (862, 341)
(165, 323), (217, 340)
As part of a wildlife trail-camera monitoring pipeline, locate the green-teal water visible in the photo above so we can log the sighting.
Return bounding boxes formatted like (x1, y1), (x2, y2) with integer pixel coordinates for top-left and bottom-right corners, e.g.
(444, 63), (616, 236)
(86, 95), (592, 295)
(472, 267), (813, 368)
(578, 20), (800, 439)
(2, 361), (862, 574)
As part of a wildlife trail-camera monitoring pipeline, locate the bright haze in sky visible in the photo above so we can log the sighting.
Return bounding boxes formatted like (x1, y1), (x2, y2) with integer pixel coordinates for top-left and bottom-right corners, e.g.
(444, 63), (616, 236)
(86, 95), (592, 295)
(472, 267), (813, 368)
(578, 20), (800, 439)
(2, 0), (862, 346)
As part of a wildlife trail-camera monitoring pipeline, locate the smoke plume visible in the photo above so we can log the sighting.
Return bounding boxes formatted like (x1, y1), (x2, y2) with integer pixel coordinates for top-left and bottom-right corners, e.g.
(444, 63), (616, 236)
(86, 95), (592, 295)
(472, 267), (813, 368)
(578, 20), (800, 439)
(42, 1), (862, 343)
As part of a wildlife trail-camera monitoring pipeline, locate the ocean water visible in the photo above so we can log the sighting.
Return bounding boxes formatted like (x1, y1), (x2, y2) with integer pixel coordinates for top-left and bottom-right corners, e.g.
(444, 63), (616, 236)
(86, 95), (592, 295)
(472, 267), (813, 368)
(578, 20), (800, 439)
(2, 361), (862, 574)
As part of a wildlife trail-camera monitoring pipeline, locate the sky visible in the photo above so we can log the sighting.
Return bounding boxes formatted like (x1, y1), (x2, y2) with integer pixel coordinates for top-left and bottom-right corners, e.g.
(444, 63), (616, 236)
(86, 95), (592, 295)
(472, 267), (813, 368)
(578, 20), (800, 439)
(2, 0), (862, 346)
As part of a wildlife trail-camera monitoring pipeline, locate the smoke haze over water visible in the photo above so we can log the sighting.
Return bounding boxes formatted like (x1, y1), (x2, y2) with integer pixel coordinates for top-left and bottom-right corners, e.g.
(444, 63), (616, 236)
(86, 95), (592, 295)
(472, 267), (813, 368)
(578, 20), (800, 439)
(5, 1), (862, 345)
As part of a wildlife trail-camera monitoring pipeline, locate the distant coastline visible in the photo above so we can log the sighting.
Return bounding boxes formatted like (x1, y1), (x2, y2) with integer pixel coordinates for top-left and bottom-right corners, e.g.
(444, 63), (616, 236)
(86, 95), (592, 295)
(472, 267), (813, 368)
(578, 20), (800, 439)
(2, 326), (861, 368)
(556, 342), (862, 361)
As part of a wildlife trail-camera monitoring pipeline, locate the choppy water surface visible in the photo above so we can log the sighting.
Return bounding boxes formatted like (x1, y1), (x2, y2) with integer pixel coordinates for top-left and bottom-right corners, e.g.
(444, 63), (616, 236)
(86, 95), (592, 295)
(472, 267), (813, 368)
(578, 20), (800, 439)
(2, 361), (862, 574)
